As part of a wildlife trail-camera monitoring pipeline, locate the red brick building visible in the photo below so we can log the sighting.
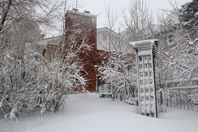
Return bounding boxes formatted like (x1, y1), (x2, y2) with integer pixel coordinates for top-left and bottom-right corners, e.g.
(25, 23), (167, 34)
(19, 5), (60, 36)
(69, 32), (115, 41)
(41, 10), (117, 92)
(65, 10), (98, 92)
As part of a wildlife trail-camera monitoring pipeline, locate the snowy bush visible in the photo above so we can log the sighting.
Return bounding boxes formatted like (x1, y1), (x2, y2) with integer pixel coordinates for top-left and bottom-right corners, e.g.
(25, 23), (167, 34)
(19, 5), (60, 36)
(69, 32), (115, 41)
(99, 52), (137, 99)
(0, 0), (87, 120)
(0, 44), (86, 119)
(0, 49), (44, 119)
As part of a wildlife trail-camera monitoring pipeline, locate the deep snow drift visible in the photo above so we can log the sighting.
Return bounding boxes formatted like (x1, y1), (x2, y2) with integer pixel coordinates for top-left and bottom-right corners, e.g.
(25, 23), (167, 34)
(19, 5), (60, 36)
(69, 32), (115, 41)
(0, 93), (198, 132)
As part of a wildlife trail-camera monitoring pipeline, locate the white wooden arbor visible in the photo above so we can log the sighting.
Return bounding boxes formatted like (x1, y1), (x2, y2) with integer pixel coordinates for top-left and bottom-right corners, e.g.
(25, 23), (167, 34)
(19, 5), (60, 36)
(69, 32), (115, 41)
(130, 39), (158, 118)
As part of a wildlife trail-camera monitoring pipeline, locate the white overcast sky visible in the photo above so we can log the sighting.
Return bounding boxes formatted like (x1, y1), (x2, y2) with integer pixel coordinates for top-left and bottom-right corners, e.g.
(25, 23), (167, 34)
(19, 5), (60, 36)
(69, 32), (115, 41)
(75, 0), (191, 28)
(44, 0), (192, 37)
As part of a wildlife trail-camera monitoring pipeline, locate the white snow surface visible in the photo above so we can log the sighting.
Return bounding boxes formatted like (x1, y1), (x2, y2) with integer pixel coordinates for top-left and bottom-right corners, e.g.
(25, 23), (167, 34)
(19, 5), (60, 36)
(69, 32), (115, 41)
(1, 93), (198, 132)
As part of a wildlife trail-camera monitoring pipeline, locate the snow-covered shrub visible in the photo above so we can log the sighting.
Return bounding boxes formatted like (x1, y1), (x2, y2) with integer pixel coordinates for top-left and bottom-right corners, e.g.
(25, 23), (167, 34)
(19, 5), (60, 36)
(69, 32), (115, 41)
(38, 56), (86, 113)
(0, 49), (44, 119)
(0, 44), (86, 119)
(0, 0), (87, 120)
(99, 52), (136, 99)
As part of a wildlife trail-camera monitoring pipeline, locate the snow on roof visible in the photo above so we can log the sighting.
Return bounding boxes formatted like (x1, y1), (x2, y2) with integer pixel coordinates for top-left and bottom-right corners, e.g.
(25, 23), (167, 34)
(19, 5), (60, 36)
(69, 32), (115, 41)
(36, 36), (62, 46)
(97, 27), (121, 38)
(67, 10), (96, 18)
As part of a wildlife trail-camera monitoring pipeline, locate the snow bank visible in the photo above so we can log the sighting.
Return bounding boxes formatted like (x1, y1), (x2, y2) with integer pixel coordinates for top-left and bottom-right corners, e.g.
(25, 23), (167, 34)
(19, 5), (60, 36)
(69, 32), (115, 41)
(1, 94), (198, 132)
(26, 111), (198, 132)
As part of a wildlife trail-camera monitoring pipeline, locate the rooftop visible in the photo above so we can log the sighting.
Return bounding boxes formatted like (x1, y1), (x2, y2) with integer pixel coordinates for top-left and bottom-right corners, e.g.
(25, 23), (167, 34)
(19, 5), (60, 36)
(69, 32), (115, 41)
(66, 9), (96, 18)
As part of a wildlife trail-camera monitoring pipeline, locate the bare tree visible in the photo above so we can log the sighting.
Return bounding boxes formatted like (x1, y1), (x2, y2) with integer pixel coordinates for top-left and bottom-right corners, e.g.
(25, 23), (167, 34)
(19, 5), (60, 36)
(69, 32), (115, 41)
(123, 0), (154, 41)
(98, 1), (137, 101)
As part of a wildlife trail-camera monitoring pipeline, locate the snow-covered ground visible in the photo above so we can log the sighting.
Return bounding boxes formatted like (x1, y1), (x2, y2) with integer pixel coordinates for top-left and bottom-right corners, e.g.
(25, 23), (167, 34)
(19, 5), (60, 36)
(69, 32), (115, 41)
(1, 93), (198, 132)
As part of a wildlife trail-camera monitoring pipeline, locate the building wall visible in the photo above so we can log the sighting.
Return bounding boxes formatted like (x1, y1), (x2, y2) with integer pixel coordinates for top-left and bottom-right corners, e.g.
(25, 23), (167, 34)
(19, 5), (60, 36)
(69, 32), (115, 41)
(65, 10), (98, 92)
(97, 28), (131, 52)
(44, 44), (57, 61)
(97, 29), (120, 52)
(33, 36), (61, 59)
(34, 12), (135, 92)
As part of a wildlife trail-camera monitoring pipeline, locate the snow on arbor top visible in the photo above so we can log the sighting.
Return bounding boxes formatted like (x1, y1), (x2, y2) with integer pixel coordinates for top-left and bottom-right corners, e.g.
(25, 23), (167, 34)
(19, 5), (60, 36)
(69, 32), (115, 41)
(130, 39), (158, 52)
(129, 39), (158, 47)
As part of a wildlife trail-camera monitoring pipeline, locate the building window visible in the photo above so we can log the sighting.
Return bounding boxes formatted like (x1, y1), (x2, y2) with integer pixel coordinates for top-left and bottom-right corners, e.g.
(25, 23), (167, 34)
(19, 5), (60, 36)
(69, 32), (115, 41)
(103, 34), (107, 41)
(139, 56), (142, 61)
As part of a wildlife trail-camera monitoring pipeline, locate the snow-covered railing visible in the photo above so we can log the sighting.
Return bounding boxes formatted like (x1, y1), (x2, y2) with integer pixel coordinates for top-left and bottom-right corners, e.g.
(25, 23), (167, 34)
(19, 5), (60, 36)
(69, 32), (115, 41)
(164, 79), (198, 90)
(161, 79), (198, 111)
(168, 86), (198, 90)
